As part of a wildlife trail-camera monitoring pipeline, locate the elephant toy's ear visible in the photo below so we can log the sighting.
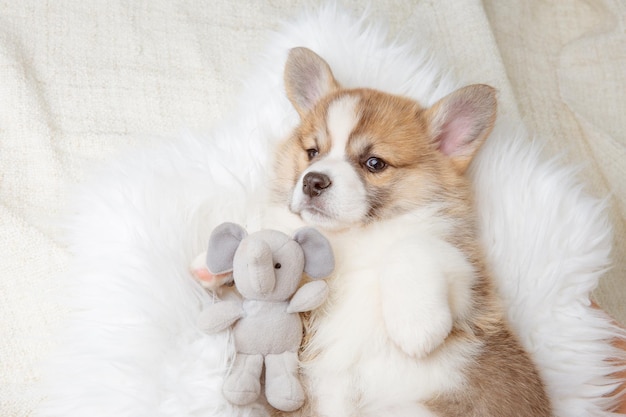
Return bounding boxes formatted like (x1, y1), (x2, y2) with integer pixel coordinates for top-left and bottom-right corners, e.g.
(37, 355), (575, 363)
(206, 222), (247, 274)
(293, 228), (335, 279)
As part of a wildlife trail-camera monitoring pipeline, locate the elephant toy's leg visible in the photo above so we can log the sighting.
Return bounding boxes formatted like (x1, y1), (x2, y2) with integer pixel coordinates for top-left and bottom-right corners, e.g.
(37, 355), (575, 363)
(222, 353), (264, 405)
(264, 351), (305, 412)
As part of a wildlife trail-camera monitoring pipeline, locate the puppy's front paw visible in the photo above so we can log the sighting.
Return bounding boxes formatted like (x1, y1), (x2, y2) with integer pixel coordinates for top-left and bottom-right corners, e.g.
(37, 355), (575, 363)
(381, 292), (452, 358)
(190, 251), (233, 291)
(379, 249), (453, 358)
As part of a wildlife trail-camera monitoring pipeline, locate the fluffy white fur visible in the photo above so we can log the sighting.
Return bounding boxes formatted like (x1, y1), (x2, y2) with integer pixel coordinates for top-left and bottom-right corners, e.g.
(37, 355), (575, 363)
(37, 5), (624, 417)
(303, 211), (478, 416)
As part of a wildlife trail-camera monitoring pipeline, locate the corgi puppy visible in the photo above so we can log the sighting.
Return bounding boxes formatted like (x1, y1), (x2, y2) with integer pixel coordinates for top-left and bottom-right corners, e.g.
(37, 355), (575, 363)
(266, 47), (552, 417)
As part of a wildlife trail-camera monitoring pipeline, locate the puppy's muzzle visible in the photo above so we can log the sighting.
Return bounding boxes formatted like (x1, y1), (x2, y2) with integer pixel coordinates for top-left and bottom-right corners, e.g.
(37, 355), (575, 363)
(303, 172), (331, 197)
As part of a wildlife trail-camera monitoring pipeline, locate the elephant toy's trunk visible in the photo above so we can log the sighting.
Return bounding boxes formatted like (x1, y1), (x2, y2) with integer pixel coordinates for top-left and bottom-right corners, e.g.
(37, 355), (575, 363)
(246, 240), (276, 295)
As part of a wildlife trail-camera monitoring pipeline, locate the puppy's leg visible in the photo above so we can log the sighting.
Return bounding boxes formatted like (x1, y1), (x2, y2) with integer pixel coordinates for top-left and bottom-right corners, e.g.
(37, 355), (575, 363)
(309, 373), (356, 417)
(378, 237), (473, 358)
(189, 251), (233, 291)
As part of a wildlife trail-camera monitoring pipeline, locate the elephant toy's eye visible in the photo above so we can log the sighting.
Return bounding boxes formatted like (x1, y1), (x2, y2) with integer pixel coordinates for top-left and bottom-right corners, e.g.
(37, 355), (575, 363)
(274, 263), (282, 269)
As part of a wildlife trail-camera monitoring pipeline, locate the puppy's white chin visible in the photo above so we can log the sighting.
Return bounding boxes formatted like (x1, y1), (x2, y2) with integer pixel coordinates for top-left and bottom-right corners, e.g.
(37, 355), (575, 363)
(295, 207), (348, 231)
(290, 185), (368, 231)
(290, 199), (354, 231)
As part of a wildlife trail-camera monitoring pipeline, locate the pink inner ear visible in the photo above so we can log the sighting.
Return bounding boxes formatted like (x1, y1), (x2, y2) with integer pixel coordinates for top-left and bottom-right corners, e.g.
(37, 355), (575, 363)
(438, 116), (475, 157)
(299, 67), (330, 111)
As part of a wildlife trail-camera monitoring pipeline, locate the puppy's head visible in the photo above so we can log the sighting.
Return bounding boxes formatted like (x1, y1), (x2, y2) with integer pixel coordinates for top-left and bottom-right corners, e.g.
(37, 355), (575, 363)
(275, 47), (496, 231)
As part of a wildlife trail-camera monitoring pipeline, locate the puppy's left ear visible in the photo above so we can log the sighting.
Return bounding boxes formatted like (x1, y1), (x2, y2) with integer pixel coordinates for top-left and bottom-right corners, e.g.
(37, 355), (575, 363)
(284, 47), (339, 118)
(424, 84), (497, 174)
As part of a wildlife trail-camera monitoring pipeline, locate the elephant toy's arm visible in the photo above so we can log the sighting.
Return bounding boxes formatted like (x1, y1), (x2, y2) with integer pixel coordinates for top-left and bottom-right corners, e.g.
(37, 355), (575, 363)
(287, 280), (329, 313)
(198, 300), (244, 334)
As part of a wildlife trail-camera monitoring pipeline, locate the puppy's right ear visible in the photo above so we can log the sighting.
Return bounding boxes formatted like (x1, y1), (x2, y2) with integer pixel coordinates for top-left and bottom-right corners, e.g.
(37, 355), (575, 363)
(284, 47), (339, 117)
(206, 222), (247, 275)
(424, 84), (497, 174)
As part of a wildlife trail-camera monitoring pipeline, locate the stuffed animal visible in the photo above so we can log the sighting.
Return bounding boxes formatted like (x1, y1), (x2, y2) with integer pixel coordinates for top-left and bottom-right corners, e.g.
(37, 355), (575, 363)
(197, 222), (334, 412)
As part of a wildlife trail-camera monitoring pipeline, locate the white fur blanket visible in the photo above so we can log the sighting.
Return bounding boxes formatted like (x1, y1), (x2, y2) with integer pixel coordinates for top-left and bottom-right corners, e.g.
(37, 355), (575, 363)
(35, 5), (624, 417)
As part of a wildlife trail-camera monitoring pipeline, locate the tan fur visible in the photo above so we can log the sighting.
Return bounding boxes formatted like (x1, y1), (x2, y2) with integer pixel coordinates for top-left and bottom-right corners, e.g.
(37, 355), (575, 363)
(275, 89), (468, 224)
(270, 48), (552, 417)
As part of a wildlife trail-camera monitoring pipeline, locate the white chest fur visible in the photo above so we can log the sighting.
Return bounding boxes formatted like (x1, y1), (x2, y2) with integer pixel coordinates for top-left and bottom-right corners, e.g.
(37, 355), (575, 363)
(301, 210), (480, 417)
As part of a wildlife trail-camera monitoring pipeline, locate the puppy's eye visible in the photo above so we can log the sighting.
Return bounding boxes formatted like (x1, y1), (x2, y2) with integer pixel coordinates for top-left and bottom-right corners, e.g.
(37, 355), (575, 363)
(274, 263), (282, 269)
(306, 148), (319, 160)
(364, 157), (387, 173)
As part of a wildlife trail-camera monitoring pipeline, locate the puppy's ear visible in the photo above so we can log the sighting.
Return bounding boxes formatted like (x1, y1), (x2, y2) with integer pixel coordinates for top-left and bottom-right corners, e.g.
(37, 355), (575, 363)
(424, 84), (497, 174)
(284, 47), (339, 117)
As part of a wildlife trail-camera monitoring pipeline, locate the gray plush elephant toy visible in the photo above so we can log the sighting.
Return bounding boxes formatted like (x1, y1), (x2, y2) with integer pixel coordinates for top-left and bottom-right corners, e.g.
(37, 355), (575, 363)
(197, 222), (334, 412)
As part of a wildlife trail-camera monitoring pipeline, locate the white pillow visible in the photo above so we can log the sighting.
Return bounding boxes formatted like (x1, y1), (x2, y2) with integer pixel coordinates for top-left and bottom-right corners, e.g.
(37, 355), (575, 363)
(37, 5), (624, 417)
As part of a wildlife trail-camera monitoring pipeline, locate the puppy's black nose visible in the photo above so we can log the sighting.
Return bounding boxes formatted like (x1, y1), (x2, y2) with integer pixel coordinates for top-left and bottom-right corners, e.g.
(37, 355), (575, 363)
(302, 172), (331, 197)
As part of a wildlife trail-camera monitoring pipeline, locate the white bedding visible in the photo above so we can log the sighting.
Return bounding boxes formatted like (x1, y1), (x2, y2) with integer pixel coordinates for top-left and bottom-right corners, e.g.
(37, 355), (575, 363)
(1, 1), (625, 416)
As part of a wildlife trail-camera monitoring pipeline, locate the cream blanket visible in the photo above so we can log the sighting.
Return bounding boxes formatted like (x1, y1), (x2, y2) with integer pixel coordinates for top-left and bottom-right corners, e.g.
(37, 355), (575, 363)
(1, 1), (624, 416)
